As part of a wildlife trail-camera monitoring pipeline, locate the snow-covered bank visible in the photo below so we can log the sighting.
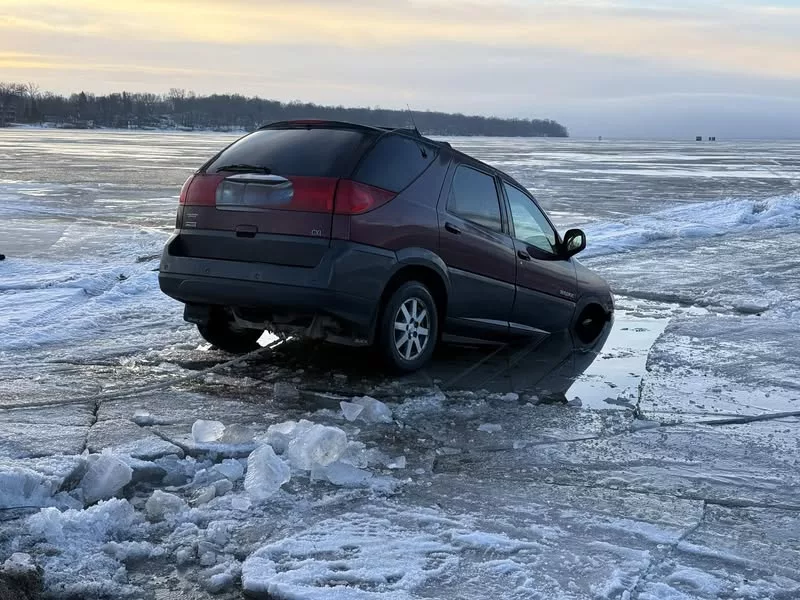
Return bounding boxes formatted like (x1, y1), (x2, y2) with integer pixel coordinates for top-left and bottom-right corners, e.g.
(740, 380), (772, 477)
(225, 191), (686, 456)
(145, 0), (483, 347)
(582, 192), (800, 259)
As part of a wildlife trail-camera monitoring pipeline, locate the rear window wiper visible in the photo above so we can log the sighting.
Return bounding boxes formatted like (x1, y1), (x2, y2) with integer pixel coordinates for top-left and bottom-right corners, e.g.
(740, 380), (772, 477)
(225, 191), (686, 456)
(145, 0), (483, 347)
(214, 164), (271, 174)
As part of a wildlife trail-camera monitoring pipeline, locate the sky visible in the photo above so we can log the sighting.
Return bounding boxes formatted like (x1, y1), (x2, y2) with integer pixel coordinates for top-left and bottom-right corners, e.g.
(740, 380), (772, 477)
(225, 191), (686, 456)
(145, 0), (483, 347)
(1, 0), (799, 138)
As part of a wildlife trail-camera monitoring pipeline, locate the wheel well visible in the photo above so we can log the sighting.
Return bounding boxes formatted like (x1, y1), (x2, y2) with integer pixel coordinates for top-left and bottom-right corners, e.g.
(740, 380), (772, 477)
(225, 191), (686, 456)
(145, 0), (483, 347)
(574, 303), (608, 344)
(377, 265), (448, 332)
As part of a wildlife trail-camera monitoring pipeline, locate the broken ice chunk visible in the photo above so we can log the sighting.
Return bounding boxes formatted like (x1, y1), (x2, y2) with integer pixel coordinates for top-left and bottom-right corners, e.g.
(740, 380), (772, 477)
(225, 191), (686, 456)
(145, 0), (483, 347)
(311, 461), (373, 486)
(340, 401), (365, 422)
(265, 419), (313, 454)
(192, 477), (234, 505)
(477, 423), (502, 433)
(286, 424), (348, 470)
(79, 452), (133, 504)
(219, 424), (254, 444)
(214, 478), (233, 496)
(176, 547), (194, 565)
(145, 490), (187, 521)
(205, 521), (231, 547)
(193, 485), (218, 506)
(352, 396), (393, 424)
(192, 420), (225, 443)
(244, 445), (291, 500)
(386, 455), (406, 469)
(201, 560), (241, 593)
(213, 458), (245, 482)
(339, 441), (368, 468)
(2, 552), (37, 575)
(365, 448), (391, 466)
(230, 495), (252, 511)
(132, 410), (154, 426)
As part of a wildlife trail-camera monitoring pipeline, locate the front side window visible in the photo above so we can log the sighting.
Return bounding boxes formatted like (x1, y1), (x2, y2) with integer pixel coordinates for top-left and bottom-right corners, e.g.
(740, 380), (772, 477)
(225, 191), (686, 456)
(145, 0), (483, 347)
(446, 166), (502, 232)
(504, 182), (557, 253)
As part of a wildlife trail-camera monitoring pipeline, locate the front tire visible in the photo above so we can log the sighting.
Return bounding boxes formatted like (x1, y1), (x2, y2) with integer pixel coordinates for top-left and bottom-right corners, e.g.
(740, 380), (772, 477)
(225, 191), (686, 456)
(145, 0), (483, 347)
(197, 308), (262, 354)
(379, 281), (438, 373)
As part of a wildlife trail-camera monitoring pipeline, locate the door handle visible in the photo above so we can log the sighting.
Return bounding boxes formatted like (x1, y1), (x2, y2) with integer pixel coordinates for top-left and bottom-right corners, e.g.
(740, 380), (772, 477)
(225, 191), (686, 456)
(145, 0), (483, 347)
(517, 250), (531, 261)
(445, 222), (461, 235)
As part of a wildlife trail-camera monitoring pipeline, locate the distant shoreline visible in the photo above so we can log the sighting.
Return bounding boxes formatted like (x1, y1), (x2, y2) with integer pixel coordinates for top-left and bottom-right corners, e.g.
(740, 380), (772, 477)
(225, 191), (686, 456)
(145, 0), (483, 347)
(5, 122), (248, 134)
(7, 125), (800, 141)
(0, 83), (569, 137)
(2, 123), (568, 138)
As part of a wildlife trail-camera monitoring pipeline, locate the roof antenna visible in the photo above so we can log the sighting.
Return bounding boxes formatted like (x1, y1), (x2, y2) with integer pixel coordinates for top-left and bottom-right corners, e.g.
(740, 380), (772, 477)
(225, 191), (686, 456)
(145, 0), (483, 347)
(406, 104), (427, 158)
(406, 104), (421, 136)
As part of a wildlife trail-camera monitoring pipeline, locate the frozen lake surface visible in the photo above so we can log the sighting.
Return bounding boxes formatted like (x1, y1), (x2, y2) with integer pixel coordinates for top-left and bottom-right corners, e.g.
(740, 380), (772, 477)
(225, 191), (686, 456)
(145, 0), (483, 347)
(0, 130), (799, 599)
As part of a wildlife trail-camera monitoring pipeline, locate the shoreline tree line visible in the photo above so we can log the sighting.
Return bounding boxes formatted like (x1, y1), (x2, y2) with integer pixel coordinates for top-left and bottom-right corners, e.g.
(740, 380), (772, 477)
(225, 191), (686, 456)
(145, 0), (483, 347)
(0, 83), (568, 137)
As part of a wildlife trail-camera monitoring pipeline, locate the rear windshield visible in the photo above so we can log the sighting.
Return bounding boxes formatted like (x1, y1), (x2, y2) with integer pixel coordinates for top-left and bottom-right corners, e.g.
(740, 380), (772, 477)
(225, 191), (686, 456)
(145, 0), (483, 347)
(354, 133), (438, 192)
(205, 127), (376, 177)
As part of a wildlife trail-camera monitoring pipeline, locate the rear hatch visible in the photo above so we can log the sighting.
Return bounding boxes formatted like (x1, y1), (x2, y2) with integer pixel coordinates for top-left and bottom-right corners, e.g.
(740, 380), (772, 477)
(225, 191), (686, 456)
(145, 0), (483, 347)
(174, 122), (383, 268)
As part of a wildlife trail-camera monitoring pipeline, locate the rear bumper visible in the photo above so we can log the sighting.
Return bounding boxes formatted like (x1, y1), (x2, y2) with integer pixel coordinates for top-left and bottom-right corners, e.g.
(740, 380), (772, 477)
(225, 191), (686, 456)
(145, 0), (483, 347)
(158, 234), (397, 337)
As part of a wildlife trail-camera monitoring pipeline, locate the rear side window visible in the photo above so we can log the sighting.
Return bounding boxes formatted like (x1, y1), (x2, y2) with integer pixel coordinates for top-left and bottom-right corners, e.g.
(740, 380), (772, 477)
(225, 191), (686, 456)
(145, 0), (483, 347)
(446, 166), (503, 232)
(354, 134), (437, 192)
(205, 128), (375, 177)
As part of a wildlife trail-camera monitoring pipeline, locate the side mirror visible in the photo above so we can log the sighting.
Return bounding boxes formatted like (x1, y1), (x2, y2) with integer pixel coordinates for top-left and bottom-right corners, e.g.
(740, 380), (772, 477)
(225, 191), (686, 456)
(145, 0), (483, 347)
(561, 228), (586, 258)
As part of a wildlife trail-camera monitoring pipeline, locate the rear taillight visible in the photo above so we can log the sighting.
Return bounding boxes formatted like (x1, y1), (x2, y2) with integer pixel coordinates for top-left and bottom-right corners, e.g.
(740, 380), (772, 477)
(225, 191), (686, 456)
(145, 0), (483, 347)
(288, 177), (337, 212)
(185, 174), (224, 206)
(178, 174), (194, 204)
(334, 180), (396, 215)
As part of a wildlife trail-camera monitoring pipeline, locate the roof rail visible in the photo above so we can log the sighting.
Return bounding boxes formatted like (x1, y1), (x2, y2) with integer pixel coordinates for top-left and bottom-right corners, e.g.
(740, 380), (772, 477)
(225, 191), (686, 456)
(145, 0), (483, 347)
(259, 120), (380, 131)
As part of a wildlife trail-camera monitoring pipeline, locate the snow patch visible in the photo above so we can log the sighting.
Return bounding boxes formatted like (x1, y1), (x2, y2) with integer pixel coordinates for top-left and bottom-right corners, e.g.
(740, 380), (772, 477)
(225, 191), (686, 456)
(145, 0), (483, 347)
(26, 498), (147, 598)
(241, 510), (459, 599)
(450, 530), (541, 553)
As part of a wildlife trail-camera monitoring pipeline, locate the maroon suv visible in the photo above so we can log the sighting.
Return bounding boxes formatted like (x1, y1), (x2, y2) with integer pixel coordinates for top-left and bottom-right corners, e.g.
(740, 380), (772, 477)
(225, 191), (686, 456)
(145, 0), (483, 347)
(159, 120), (613, 371)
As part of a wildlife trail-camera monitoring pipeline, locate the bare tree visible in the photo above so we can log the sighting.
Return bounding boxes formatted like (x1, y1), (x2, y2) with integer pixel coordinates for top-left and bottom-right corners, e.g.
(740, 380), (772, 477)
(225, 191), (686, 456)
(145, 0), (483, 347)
(25, 82), (40, 99)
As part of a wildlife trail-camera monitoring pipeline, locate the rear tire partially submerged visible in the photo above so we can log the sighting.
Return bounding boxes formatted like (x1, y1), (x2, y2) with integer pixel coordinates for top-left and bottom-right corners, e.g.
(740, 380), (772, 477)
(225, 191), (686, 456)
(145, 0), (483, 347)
(379, 281), (438, 373)
(197, 308), (263, 353)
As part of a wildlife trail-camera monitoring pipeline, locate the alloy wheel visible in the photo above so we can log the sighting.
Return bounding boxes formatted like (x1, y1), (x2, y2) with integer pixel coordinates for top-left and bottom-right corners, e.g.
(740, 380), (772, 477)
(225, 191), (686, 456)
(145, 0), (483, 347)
(393, 297), (430, 361)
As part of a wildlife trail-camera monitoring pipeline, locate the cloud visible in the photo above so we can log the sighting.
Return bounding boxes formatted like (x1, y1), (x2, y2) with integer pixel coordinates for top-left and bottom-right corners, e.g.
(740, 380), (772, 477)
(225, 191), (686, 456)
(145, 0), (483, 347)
(1, 0), (799, 78)
(0, 52), (216, 77)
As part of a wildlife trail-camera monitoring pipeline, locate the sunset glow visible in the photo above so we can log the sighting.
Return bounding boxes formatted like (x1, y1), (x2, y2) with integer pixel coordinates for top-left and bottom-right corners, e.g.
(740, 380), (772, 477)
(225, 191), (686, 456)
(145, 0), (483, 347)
(1, 0), (798, 136)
